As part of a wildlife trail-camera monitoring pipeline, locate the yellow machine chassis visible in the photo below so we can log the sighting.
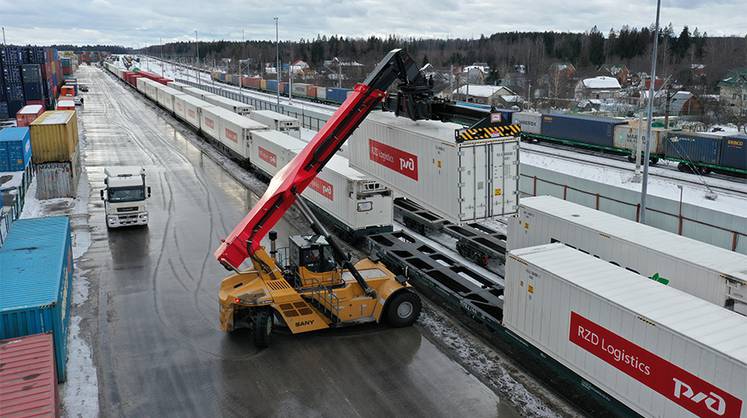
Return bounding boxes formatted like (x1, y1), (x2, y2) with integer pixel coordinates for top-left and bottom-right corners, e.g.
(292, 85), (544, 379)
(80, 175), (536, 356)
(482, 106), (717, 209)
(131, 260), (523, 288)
(218, 248), (411, 334)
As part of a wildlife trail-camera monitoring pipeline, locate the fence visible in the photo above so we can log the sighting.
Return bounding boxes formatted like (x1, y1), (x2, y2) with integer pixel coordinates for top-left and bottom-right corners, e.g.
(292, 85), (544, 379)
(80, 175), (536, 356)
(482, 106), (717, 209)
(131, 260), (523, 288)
(519, 168), (746, 253)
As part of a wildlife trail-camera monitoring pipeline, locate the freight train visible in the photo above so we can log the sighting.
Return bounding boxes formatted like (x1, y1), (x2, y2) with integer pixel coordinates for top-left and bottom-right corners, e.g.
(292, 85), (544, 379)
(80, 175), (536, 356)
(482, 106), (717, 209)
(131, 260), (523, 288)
(103, 62), (393, 239)
(205, 66), (746, 177)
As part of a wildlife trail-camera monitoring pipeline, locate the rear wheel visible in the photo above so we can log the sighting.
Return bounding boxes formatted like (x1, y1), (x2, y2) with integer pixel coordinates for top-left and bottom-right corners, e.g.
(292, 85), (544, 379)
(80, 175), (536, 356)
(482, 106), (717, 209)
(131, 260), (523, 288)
(253, 310), (273, 348)
(386, 290), (421, 327)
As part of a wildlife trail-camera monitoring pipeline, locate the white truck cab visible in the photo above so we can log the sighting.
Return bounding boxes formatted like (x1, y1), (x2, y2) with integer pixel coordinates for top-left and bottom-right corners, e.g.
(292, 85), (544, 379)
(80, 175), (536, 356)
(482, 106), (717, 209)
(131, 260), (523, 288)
(101, 167), (151, 228)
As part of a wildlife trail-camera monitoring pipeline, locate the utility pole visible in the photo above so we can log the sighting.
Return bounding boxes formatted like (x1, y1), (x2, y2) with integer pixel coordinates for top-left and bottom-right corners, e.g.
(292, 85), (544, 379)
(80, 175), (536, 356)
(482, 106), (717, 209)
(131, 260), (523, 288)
(239, 29), (244, 94)
(2, 27), (6, 46)
(289, 46), (293, 103)
(337, 58), (342, 88)
(640, 0), (661, 224)
(195, 30), (201, 86)
(275, 17), (280, 106)
(160, 37), (164, 76)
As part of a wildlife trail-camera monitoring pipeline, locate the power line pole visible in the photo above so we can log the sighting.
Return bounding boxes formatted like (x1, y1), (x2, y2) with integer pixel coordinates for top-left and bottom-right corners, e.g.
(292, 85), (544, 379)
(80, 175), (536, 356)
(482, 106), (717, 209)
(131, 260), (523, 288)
(2, 27), (6, 46)
(160, 37), (164, 76)
(275, 17), (280, 106)
(239, 29), (244, 94)
(195, 30), (201, 86)
(640, 0), (661, 224)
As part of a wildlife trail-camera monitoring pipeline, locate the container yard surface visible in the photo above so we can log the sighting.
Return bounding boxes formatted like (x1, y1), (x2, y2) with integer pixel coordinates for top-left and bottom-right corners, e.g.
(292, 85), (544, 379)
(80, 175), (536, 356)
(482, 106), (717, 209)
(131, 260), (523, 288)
(0, 333), (59, 418)
(72, 65), (531, 417)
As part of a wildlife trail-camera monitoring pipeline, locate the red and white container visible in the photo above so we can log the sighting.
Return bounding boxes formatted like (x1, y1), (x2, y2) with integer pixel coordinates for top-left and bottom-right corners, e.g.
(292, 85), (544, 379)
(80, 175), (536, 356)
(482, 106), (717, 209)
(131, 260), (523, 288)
(248, 110), (300, 137)
(156, 85), (185, 113)
(55, 99), (75, 110)
(505, 243), (747, 418)
(174, 95), (213, 131)
(349, 111), (519, 224)
(200, 106), (265, 158)
(508, 196), (747, 313)
(249, 129), (306, 177)
(15, 105), (45, 127)
(0, 333), (59, 417)
(201, 94), (253, 116)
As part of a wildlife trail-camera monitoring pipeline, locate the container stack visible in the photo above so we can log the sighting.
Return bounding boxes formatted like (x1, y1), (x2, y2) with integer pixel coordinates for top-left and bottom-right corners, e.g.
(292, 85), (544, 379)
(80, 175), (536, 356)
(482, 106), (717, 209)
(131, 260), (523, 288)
(1, 46), (25, 119)
(59, 52), (78, 76)
(29, 110), (80, 199)
(0, 216), (74, 383)
(0, 46), (63, 119)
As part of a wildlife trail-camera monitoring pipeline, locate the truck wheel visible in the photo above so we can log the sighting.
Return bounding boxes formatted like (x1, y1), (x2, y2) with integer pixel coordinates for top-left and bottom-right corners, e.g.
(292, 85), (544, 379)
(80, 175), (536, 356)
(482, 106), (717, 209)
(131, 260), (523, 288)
(253, 310), (273, 348)
(386, 290), (421, 327)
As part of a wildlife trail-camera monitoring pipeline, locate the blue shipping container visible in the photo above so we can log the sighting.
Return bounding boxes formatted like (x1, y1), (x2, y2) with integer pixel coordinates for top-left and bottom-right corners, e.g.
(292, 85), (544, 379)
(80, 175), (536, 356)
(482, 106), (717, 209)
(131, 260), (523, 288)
(540, 114), (626, 148)
(0, 216), (73, 382)
(664, 132), (722, 166)
(266, 79), (278, 92)
(0, 127), (32, 171)
(326, 87), (349, 104)
(720, 134), (746, 171)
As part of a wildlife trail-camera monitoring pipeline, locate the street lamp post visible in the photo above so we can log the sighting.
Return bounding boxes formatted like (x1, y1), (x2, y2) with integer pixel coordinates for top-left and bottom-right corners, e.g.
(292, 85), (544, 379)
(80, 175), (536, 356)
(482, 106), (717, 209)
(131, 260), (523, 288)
(275, 17), (280, 106)
(639, 0), (661, 224)
(239, 29), (244, 94)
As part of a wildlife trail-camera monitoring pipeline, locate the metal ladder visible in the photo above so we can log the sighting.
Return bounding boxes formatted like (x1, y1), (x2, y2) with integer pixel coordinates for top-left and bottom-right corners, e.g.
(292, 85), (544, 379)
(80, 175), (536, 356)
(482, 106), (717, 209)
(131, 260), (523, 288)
(305, 277), (341, 325)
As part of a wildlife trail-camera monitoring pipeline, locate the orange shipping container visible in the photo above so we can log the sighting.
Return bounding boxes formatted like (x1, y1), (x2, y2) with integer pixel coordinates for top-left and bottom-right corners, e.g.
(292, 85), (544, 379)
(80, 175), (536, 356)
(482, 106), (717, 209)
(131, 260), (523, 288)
(60, 85), (75, 97)
(29, 111), (79, 163)
(15, 104), (45, 127)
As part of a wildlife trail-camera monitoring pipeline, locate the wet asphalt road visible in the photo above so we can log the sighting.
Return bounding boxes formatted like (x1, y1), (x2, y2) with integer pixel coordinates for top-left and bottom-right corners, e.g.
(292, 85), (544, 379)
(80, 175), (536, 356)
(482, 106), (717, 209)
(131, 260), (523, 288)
(77, 66), (521, 417)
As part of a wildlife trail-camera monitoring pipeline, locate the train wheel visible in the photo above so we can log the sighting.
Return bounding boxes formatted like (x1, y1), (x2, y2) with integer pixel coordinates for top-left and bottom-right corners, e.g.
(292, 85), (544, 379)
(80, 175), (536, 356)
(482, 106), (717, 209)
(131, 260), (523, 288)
(677, 163), (689, 172)
(650, 157), (659, 166)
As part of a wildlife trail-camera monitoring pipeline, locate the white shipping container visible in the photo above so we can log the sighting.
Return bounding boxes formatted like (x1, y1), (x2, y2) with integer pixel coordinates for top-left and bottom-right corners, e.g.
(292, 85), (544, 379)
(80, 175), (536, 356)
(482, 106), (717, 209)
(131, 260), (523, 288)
(157, 86), (185, 113)
(136, 76), (148, 94)
(613, 124), (667, 155)
(167, 81), (188, 91)
(216, 110), (266, 158)
(249, 110), (301, 137)
(505, 243), (747, 418)
(199, 105), (222, 142)
(249, 129), (306, 177)
(513, 111), (542, 134)
(300, 155), (393, 233)
(349, 111), (519, 224)
(144, 79), (161, 101)
(292, 83), (309, 97)
(508, 196), (747, 311)
(201, 94), (253, 115)
(316, 87), (327, 100)
(174, 95), (213, 130)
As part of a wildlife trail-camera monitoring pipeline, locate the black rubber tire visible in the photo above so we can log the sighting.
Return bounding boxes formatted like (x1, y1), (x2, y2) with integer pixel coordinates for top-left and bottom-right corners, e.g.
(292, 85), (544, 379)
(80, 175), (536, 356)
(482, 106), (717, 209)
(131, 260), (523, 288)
(253, 310), (273, 348)
(385, 290), (421, 327)
(627, 155), (636, 163)
(649, 157), (659, 165)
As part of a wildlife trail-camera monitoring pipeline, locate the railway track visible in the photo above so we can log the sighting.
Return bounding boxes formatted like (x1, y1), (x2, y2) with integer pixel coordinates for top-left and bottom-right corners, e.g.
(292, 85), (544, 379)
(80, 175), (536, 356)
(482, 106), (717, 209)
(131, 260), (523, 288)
(523, 144), (747, 197)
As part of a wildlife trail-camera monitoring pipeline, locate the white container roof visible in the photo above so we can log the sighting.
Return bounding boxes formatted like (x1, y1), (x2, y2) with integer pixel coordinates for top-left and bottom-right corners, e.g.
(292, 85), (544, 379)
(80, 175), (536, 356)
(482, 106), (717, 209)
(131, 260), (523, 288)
(205, 107), (265, 130)
(582, 76), (621, 89)
(511, 243), (747, 364)
(520, 196), (747, 284)
(18, 105), (43, 114)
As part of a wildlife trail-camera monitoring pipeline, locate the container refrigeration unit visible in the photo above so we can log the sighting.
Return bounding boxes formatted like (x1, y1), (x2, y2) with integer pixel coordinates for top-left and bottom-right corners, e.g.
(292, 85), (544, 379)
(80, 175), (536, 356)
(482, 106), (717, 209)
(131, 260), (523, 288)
(504, 243), (747, 418)
(349, 111), (519, 224)
(508, 196), (747, 314)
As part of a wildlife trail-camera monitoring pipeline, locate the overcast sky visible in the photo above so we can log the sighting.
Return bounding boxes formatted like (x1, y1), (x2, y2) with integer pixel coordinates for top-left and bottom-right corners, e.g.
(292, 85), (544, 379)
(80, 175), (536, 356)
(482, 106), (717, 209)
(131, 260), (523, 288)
(1, 0), (744, 47)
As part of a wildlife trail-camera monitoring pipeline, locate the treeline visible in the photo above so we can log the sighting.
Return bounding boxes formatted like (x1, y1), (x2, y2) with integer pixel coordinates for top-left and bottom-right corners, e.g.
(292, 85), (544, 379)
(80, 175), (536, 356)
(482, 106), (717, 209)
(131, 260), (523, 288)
(144, 26), (746, 90)
(50, 44), (131, 54)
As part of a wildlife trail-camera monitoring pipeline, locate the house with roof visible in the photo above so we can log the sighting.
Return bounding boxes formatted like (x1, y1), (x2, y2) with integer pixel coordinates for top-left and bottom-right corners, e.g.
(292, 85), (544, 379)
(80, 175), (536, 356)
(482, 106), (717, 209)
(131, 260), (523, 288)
(574, 76), (622, 100)
(665, 91), (702, 116)
(598, 64), (630, 86)
(718, 68), (747, 116)
(452, 84), (521, 107)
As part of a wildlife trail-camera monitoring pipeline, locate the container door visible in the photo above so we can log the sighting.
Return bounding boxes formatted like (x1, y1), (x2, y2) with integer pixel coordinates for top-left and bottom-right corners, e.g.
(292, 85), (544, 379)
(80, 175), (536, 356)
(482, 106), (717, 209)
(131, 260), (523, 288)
(458, 144), (488, 222)
(492, 140), (519, 217)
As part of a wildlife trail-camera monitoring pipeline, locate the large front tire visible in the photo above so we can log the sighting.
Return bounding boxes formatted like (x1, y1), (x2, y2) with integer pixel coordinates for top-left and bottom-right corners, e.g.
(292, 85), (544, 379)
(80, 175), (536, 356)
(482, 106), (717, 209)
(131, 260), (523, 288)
(386, 290), (421, 327)
(253, 310), (273, 348)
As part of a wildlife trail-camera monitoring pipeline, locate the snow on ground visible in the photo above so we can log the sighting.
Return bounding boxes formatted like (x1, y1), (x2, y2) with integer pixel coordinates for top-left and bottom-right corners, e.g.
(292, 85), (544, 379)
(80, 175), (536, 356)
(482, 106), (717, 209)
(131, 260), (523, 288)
(417, 305), (568, 418)
(521, 146), (747, 214)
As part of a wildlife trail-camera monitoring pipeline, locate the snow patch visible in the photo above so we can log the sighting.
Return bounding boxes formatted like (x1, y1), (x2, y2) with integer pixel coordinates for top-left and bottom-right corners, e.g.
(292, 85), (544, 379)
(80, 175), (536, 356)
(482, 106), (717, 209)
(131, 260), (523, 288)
(61, 314), (99, 418)
(418, 307), (561, 418)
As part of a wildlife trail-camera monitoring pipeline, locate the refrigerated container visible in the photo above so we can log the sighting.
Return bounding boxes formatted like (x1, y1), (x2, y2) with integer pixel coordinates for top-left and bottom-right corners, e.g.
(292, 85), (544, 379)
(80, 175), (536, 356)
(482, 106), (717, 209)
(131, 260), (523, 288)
(540, 114), (626, 147)
(166, 81), (188, 92)
(249, 110), (300, 137)
(156, 85), (185, 113)
(613, 124), (667, 155)
(508, 196), (747, 312)
(174, 95), (213, 130)
(505, 243), (747, 418)
(0, 333), (59, 416)
(664, 131), (722, 165)
(512, 111), (542, 134)
(349, 111), (519, 224)
(0, 127), (32, 172)
(722, 134), (746, 171)
(248, 129), (307, 177)
(201, 94), (253, 115)
(300, 154), (393, 235)
(0, 216), (73, 382)
(29, 110), (78, 163)
(200, 106), (266, 158)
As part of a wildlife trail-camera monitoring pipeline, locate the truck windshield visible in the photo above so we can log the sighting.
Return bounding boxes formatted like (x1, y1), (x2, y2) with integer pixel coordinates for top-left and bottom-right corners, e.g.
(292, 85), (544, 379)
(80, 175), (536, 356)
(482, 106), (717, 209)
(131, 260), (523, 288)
(109, 186), (145, 202)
